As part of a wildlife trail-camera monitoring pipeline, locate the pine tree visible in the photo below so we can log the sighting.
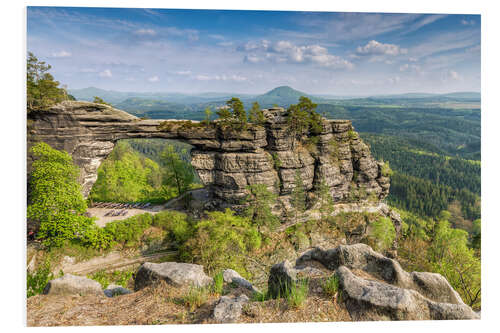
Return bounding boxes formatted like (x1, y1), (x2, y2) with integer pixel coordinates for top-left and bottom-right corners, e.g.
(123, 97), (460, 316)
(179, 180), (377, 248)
(316, 180), (334, 220)
(244, 184), (279, 232)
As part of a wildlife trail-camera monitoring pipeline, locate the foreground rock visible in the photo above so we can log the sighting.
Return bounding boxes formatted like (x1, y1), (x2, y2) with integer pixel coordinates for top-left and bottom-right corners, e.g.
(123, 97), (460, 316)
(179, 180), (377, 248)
(269, 244), (478, 320)
(103, 284), (133, 297)
(223, 269), (260, 293)
(337, 266), (478, 320)
(134, 262), (213, 291)
(212, 294), (249, 323)
(43, 274), (104, 296)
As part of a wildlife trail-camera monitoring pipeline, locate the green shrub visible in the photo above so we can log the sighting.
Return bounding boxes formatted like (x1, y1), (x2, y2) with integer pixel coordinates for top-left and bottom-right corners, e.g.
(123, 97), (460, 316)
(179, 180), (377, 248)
(271, 153), (282, 169)
(380, 160), (393, 177)
(322, 274), (339, 296)
(103, 213), (153, 246)
(182, 285), (208, 311)
(88, 269), (134, 289)
(27, 259), (54, 297)
(369, 217), (396, 251)
(181, 209), (261, 276)
(152, 210), (193, 243)
(212, 272), (224, 294)
(285, 279), (309, 309)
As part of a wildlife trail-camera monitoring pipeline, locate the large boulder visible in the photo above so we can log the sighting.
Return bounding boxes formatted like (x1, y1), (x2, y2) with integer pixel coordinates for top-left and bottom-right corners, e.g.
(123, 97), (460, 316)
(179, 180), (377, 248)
(43, 274), (104, 296)
(272, 244), (478, 320)
(223, 269), (260, 293)
(212, 294), (249, 323)
(134, 262), (213, 291)
(337, 266), (478, 321)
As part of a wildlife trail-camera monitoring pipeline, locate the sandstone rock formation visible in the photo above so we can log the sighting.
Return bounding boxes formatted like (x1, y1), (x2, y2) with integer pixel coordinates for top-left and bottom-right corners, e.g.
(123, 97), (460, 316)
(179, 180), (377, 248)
(134, 262), (213, 291)
(223, 268), (260, 293)
(27, 101), (389, 215)
(43, 274), (104, 296)
(268, 244), (478, 320)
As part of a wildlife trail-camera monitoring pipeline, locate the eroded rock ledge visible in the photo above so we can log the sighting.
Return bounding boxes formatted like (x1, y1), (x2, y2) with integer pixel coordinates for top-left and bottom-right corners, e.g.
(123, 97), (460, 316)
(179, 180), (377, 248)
(27, 101), (389, 214)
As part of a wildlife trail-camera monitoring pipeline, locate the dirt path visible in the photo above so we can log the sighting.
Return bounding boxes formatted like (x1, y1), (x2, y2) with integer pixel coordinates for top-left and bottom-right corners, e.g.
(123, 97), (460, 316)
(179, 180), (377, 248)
(59, 249), (178, 275)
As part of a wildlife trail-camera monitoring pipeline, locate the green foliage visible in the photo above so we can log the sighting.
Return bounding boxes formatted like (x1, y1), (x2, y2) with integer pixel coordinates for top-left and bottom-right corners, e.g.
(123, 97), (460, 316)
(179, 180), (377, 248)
(287, 96), (323, 146)
(212, 272), (224, 294)
(181, 209), (261, 276)
(91, 141), (197, 204)
(152, 210), (193, 244)
(28, 143), (109, 249)
(380, 160), (393, 177)
(27, 52), (68, 111)
(285, 279), (309, 309)
(248, 101), (265, 125)
(203, 107), (212, 125)
(369, 217), (396, 251)
(27, 259), (54, 297)
(271, 153), (282, 169)
(322, 274), (340, 296)
(396, 209), (481, 310)
(103, 213), (153, 246)
(226, 97), (247, 128)
(244, 184), (279, 232)
(182, 285), (209, 311)
(92, 96), (111, 106)
(88, 269), (134, 289)
(428, 218), (481, 309)
(315, 180), (334, 220)
(161, 145), (195, 198)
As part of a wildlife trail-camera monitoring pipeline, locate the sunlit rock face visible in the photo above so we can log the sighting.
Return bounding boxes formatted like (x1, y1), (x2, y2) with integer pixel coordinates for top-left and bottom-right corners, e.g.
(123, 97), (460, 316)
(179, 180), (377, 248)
(27, 102), (389, 213)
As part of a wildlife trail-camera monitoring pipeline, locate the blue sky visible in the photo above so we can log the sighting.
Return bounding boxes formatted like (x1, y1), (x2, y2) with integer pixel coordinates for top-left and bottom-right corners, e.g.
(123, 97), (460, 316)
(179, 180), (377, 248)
(27, 7), (481, 95)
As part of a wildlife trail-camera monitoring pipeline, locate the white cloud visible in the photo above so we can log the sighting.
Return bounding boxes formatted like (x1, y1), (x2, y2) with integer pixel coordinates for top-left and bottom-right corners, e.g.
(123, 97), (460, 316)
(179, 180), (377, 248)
(174, 70), (191, 76)
(51, 50), (71, 58)
(448, 70), (461, 81)
(148, 76), (159, 82)
(239, 40), (353, 69)
(98, 69), (112, 78)
(408, 57), (418, 62)
(195, 74), (248, 82)
(134, 28), (156, 36)
(461, 19), (475, 26)
(356, 40), (407, 56)
(217, 41), (234, 47)
(400, 64), (409, 71)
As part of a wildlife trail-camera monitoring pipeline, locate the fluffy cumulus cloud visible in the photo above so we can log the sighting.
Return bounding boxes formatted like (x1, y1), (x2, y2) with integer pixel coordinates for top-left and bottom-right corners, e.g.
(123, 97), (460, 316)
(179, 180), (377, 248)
(239, 40), (353, 69)
(356, 40), (407, 56)
(51, 50), (71, 58)
(98, 69), (112, 78)
(148, 75), (159, 82)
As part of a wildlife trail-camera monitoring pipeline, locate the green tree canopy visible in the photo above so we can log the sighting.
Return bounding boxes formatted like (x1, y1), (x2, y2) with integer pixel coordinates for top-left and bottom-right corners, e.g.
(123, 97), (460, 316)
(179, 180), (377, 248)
(27, 52), (67, 111)
(244, 184), (279, 232)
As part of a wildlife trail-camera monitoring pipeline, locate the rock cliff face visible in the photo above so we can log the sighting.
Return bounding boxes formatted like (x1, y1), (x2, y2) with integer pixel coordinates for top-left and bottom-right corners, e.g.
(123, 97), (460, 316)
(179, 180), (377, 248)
(27, 101), (390, 214)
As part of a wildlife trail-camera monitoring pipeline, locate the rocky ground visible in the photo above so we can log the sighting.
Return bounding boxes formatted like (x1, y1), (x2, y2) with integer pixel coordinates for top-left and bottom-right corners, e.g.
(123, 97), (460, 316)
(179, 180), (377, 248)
(27, 244), (478, 326)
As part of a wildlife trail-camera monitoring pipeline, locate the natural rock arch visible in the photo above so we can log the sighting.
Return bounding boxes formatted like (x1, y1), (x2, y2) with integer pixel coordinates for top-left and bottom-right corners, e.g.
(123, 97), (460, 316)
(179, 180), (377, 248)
(27, 101), (390, 214)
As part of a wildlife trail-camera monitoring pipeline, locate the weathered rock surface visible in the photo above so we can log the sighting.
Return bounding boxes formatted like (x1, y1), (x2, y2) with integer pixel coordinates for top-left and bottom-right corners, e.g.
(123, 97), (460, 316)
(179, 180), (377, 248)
(222, 269), (260, 293)
(212, 294), (249, 323)
(337, 266), (478, 320)
(103, 284), (133, 297)
(27, 102), (389, 215)
(269, 244), (478, 320)
(134, 262), (213, 291)
(43, 274), (104, 296)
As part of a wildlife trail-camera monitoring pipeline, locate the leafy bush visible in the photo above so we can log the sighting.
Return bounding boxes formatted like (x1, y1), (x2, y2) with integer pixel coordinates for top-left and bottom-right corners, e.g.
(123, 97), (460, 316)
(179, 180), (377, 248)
(212, 272), (224, 295)
(285, 279), (309, 309)
(27, 259), (54, 297)
(322, 274), (340, 296)
(369, 217), (396, 251)
(88, 269), (134, 289)
(152, 210), (193, 244)
(181, 209), (261, 276)
(182, 285), (209, 311)
(28, 142), (109, 249)
(380, 160), (393, 177)
(103, 213), (153, 246)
